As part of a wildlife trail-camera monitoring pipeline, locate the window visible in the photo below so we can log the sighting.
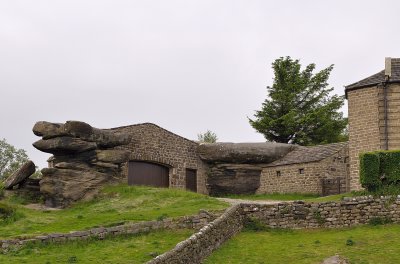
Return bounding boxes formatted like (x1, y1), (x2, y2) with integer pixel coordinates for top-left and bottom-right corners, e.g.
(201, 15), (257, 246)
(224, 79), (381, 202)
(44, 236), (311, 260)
(299, 168), (304, 174)
(276, 171), (281, 177)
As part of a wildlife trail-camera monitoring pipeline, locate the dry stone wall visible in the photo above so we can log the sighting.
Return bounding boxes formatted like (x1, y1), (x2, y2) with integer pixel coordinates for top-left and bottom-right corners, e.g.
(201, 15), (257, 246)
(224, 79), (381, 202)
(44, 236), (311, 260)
(244, 196), (400, 229)
(147, 196), (400, 263)
(148, 204), (244, 264)
(0, 210), (219, 253)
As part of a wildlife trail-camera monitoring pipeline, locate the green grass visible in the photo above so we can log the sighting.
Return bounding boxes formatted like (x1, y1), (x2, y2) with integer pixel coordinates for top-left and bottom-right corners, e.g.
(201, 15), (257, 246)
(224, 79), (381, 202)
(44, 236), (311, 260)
(0, 229), (192, 264)
(205, 224), (400, 264)
(0, 185), (228, 239)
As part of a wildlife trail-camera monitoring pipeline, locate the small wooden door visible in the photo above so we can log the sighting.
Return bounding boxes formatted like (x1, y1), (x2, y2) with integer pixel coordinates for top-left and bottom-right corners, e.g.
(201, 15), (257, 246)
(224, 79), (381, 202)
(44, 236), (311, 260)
(128, 161), (169, 187)
(186, 169), (197, 192)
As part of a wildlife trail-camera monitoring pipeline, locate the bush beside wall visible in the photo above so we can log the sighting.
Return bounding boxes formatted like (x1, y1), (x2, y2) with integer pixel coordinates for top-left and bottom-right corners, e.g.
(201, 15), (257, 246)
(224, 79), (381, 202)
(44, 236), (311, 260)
(360, 152), (380, 191)
(360, 150), (400, 191)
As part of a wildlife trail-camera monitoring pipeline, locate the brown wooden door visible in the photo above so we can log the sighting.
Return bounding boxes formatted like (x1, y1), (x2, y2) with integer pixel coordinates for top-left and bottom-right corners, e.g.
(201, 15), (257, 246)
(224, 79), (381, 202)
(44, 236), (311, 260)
(186, 169), (197, 192)
(128, 161), (169, 187)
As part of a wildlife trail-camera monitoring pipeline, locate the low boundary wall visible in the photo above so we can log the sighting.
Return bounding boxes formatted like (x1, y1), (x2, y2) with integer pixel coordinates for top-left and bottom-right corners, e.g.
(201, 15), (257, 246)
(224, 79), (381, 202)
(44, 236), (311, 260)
(148, 196), (400, 263)
(0, 210), (219, 252)
(148, 204), (244, 264)
(244, 196), (400, 229)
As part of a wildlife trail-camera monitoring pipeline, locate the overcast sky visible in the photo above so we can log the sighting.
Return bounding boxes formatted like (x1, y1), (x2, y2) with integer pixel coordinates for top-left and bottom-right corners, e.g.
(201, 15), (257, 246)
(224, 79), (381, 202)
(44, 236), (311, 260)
(1, 0), (399, 168)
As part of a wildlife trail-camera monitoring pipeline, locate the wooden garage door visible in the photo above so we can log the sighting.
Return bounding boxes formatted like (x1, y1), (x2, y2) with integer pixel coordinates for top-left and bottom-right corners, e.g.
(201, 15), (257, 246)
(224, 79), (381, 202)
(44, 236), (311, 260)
(128, 161), (169, 187)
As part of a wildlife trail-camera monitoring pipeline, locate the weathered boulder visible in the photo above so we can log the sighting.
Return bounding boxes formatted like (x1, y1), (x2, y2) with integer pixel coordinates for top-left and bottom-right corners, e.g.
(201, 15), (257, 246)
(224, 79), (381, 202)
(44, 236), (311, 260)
(32, 120), (132, 207)
(64, 121), (131, 147)
(206, 163), (262, 196)
(40, 168), (110, 207)
(32, 121), (67, 139)
(95, 150), (130, 164)
(198, 142), (297, 163)
(33, 120), (132, 148)
(4, 160), (36, 189)
(33, 137), (97, 154)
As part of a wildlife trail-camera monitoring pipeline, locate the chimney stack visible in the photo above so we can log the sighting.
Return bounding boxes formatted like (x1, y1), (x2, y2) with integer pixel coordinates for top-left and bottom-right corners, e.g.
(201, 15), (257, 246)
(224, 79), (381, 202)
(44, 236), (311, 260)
(385, 57), (392, 77)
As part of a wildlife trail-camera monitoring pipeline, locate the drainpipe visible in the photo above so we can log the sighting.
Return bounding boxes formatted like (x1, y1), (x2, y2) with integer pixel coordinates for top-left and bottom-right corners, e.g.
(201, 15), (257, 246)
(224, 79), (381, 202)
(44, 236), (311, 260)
(383, 57), (391, 150)
(383, 78), (389, 150)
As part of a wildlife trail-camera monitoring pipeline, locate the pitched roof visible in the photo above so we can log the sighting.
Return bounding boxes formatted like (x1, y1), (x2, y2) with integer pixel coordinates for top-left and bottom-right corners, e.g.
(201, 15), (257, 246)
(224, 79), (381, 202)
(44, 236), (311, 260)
(265, 142), (348, 167)
(345, 58), (400, 96)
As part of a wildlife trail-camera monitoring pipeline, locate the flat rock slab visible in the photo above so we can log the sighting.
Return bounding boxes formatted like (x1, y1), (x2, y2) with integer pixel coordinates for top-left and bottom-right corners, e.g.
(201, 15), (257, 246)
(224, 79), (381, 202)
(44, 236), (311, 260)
(33, 137), (97, 154)
(4, 160), (36, 189)
(198, 142), (297, 163)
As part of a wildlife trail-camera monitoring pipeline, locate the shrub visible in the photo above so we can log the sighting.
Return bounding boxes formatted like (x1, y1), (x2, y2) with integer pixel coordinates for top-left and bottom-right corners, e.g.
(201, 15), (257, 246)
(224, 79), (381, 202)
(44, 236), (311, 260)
(346, 238), (355, 246)
(360, 152), (380, 191)
(379, 151), (400, 183)
(360, 150), (400, 192)
(368, 217), (393, 226)
(243, 218), (269, 232)
(0, 202), (22, 224)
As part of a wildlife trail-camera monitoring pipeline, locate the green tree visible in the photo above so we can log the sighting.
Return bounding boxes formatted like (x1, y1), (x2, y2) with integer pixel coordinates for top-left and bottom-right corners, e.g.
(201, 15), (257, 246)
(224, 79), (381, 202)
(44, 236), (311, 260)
(0, 138), (29, 180)
(249, 56), (347, 145)
(198, 130), (218, 143)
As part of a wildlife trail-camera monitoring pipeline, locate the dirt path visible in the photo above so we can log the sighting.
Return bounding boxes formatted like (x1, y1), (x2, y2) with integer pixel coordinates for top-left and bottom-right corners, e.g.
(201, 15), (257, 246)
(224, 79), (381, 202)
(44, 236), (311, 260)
(216, 197), (288, 205)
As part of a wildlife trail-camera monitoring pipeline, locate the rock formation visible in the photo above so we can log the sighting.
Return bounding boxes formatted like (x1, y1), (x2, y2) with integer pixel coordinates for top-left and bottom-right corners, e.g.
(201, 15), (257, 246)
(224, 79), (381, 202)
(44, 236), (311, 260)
(198, 142), (297, 163)
(198, 142), (297, 196)
(4, 160), (36, 189)
(33, 121), (132, 207)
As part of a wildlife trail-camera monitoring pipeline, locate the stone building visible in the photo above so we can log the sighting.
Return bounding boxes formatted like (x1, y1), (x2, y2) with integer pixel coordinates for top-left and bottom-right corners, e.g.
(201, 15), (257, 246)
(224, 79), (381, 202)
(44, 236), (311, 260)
(111, 123), (349, 196)
(257, 142), (349, 195)
(111, 123), (208, 194)
(345, 58), (400, 190)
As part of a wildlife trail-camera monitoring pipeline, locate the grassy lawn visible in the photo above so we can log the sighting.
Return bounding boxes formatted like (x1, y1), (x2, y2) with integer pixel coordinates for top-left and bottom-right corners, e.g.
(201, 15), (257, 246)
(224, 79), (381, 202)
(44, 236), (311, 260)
(0, 229), (192, 264)
(0, 185), (228, 239)
(205, 224), (400, 264)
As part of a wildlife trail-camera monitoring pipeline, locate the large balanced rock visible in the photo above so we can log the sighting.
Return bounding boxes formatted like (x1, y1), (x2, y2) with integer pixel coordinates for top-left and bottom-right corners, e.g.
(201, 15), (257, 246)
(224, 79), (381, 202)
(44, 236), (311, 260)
(4, 160), (36, 189)
(199, 142), (297, 196)
(32, 120), (132, 207)
(198, 142), (297, 164)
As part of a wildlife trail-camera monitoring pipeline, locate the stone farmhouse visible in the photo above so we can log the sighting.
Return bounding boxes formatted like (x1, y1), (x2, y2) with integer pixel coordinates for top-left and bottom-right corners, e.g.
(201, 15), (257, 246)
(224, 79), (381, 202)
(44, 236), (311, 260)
(111, 123), (349, 196)
(345, 57), (400, 190)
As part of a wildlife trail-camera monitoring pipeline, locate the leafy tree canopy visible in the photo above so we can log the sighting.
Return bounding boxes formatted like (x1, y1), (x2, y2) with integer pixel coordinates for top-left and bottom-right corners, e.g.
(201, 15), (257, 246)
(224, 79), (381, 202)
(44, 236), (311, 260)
(0, 138), (29, 180)
(198, 130), (218, 143)
(249, 56), (348, 145)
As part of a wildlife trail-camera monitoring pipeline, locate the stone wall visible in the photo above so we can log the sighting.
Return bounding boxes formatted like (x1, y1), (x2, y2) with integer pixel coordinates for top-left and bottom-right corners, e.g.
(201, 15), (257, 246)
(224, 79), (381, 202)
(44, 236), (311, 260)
(0, 210), (219, 252)
(111, 123), (208, 194)
(347, 86), (381, 190)
(244, 196), (400, 229)
(148, 196), (400, 263)
(148, 204), (244, 264)
(258, 147), (349, 194)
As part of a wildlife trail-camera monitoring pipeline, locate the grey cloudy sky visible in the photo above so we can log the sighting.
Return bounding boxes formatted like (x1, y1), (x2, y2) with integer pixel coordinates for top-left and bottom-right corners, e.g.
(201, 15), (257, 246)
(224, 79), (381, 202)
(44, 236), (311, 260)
(0, 0), (399, 168)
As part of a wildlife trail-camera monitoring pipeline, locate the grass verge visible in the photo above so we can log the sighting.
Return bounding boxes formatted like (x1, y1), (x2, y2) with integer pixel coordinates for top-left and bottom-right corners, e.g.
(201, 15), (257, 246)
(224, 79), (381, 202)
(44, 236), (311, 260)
(0, 184), (228, 239)
(0, 229), (192, 264)
(205, 223), (400, 264)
